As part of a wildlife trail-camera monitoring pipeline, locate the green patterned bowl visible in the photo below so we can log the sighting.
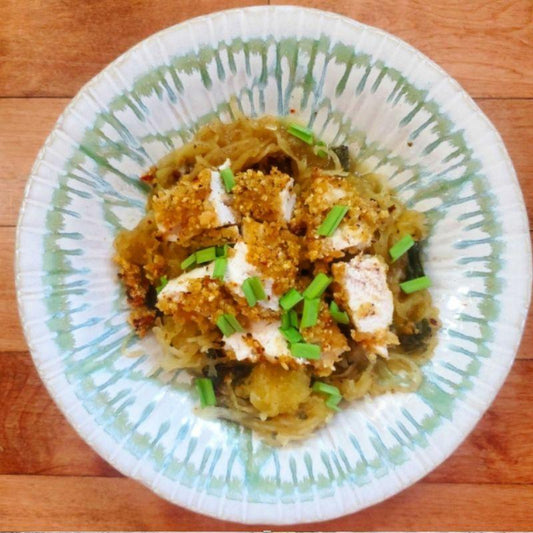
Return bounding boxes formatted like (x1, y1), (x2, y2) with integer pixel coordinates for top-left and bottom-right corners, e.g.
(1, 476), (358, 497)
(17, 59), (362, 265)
(16, 6), (531, 524)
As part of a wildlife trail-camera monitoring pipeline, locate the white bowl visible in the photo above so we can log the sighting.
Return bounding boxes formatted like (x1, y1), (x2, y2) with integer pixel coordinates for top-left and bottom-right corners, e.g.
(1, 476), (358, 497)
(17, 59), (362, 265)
(16, 5), (531, 525)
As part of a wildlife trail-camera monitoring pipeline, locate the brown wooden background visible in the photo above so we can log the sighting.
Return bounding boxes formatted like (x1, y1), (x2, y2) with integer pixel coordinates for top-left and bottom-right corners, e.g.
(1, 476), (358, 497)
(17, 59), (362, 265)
(1, 0), (532, 530)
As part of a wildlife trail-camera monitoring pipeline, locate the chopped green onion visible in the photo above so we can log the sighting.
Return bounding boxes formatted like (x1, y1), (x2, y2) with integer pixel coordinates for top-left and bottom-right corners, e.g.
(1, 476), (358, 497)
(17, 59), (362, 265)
(290, 342), (321, 360)
(289, 310), (299, 329)
(224, 314), (244, 333)
(312, 381), (341, 397)
(287, 123), (314, 145)
(400, 276), (431, 294)
(196, 246), (217, 264)
(181, 253), (196, 270)
(281, 311), (291, 329)
(280, 288), (303, 310)
(248, 276), (266, 301)
(303, 273), (332, 299)
(220, 168), (235, 192)
(317, 205), (349, 237)
(216, 315), (234, 337)
(301, 298), (320, 328)
(212, 257), (228, 280)
(389, 235), (415, 262)
(195, 377), (216, 408)
(325, 394), (342, 412)
(242, 278), (258, 307)
(315, 141), (328, 159)
(216, 244), (230, 257)
(329, 301), (350, 324)
(242, 276), (267, 306)
(279, 327), (303, 344)
(156, 275), (168, 294)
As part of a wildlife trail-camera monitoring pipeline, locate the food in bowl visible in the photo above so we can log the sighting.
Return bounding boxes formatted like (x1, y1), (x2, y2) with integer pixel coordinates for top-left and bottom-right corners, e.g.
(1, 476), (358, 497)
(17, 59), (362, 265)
(114, 112), (439, 445)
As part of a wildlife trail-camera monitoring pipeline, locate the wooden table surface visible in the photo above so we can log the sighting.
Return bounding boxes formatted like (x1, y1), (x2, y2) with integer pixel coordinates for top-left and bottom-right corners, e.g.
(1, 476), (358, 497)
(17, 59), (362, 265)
(1, 0), (532, 530)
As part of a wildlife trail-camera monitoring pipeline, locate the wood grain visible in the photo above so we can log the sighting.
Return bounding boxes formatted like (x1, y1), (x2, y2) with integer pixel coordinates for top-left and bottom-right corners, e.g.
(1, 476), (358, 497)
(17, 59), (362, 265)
(0, 475), (532, 531)
(2, 349), (531, 486)
(271, 0), (533, 99)
(0, 0), (265, 98)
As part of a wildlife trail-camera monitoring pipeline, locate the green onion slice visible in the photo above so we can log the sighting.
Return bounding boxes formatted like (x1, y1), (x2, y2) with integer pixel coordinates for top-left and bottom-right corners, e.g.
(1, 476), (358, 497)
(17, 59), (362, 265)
(329, 301), (350, 324)
(290, 342), (321, 360)
(216, 314), (243, 336)
(212, 257), (227, 280)
(325, 394), (342, 412)
(180, 253), (196, 270)
(287, 123), (314, 145)
(312, 381), (341, 397)
(196, 246), (217, 264)
(156, 275), (168, 294)
(280, 288), (304, 310)
(195, 378), (216, 408)
(400, 276), (431, 294)
(281, 311), (291, 329)
(216, 244), (230, 257)
(301, 298), (320, 328)
(279, 327), (303, 344)
(248, 276), (266, 300)
(224, 314), (244, 333)
(242, 278), (258, 307)
(220, 167), (236, 192)
(389, 235), (415, 262)
(303, 273), (332, 299)
(289, 310), (299, 329)
(317, 205), (349, 237)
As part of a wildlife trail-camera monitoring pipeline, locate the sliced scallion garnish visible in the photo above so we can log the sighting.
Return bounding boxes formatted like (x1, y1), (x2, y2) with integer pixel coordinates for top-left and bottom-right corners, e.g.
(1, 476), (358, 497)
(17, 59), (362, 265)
(196, 246), (217, 264)
(312, 381), (341, 397)
(289, 309), (299, 329)
(317, 205), (349, 237)
(280, 288), (304, 310)
(301, 298), (320, 328)
(195, 377), (216, 408)
(389, 235), (415, 262)
(242, 278), (258, 307)
(329, 301), (350, 324)
(400, 276), (431, 294)
(279, 327), (303, 344)
(181, 253), (196, 270)
(216, 244), (230, 257)
(224, 313), (244, 333)
(248, 276), (266, 301)
(303, 273), (332, 299)
(220, 167), (235, 192)
(287, 123), (314, 145)
(212, 257), (228, 280)
(156, 275), (168, 294)
(281, 311), (291, 329)
(325, 394), (342, 412)
(216, 314), (243, 336)
(290, 342), (321, 360)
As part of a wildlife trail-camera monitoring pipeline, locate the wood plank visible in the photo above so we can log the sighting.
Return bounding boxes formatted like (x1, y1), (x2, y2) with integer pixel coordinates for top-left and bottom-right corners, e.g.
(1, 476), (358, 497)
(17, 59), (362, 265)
(2, 97), (532, 227)
(1, 348), (531, 485)
(0, 351), (118, 477)
(0, 475), (531, 530)
(0, 0), (266, 98)
(270, 0), (533, 98)
(0, 98), (68, 226)
(0, 228), (27, 352)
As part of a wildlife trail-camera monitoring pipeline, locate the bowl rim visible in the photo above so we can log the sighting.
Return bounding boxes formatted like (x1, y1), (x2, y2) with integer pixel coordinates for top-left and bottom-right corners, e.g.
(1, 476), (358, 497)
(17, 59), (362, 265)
(15, 4), (532, 525)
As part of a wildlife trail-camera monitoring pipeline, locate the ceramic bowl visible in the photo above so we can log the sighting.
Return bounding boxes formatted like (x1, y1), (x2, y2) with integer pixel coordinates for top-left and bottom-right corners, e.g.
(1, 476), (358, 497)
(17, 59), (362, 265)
(16, 6), (531, 524)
